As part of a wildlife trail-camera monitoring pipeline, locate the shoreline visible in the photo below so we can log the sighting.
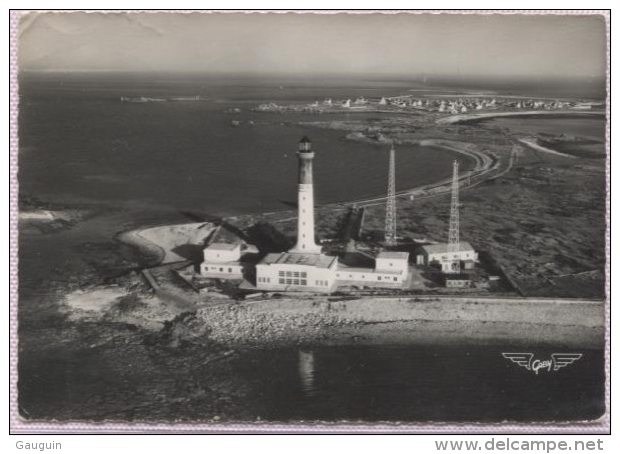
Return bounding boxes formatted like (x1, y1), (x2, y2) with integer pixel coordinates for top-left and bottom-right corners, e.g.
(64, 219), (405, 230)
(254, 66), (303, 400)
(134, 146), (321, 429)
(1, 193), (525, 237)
(436, 109), (605, 125)
(190, 297), (604, 349)
(62, 285), (605, 349)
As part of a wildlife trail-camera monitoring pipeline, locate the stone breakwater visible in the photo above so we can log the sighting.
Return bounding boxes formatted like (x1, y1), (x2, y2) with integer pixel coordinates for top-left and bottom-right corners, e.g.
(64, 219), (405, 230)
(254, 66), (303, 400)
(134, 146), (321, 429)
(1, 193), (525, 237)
(191, 297), (604, 348)
(197, 301), (360, 346)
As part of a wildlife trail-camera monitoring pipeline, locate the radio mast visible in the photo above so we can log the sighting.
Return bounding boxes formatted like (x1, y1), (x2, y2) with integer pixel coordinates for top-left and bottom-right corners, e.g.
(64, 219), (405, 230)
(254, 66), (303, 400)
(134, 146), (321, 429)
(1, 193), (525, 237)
(384, 143), (397, 247)
(447, 160), (460, 273)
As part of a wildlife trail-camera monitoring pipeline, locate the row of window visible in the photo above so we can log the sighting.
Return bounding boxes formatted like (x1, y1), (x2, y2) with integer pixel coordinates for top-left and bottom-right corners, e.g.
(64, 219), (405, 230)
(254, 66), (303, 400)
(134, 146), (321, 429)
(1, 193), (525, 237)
(315, 280), (328, 286)
(279, 278), (307, 286)
(336, 273), (399, 282)
(209, 266), (235, 273)
(257, 277), (271, 283)
(278, 271), (308, 278)
(440, 253), (471, 260)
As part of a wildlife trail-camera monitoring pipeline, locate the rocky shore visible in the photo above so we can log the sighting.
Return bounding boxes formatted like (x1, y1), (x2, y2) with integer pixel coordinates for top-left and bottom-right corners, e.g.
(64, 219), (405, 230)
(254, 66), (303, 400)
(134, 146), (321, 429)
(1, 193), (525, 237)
(195, 297), (604, 348)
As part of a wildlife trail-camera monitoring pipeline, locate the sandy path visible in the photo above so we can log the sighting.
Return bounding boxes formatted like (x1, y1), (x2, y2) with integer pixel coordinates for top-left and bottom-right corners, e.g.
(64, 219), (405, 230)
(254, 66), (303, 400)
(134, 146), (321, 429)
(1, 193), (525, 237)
(436, 109), (604, 125)
(518, 137), (576, 159)
(118, 222), (216, 265)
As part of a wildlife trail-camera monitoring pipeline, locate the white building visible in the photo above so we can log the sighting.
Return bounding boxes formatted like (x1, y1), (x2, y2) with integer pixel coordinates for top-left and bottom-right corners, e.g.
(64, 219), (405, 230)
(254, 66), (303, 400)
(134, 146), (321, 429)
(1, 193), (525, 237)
(376, 251), (409, 274)
(335, 251), (409, 288)
(200, 243), (245, 278)
(256, 252), (339, 292)
(416, 241), (478, 272)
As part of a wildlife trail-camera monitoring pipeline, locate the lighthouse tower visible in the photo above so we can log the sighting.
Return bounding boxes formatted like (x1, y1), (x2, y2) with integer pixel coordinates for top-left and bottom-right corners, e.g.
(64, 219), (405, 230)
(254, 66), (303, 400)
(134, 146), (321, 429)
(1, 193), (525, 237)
(289, 136), (322, 254)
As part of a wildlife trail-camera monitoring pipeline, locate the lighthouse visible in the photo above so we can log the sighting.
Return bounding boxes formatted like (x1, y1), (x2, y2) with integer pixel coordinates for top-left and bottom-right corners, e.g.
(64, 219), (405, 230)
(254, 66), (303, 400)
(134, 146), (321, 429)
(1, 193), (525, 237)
(289, 136), (322, 254)
(253, 136), (410, 293)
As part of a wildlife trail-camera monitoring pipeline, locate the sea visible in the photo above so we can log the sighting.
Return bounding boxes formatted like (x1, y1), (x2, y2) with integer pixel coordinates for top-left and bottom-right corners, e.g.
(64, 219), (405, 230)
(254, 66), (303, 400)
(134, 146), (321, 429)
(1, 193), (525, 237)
(18, 72), (471, 216)
(16, 72), (606, 423)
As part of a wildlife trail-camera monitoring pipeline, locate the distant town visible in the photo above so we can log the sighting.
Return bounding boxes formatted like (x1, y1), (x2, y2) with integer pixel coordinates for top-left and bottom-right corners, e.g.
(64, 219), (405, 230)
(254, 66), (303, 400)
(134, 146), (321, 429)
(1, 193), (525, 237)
(255, 94), (601, 115)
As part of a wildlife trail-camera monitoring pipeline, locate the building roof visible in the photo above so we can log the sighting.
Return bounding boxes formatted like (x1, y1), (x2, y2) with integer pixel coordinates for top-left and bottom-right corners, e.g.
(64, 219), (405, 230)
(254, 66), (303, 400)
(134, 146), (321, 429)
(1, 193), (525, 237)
(337, 266), (375, 273)
(376, 251), (409, 260)
(206, 242), (240, 251)
(259, 252), (337, 269)
(202, 260), (243, 266)
(337, 266), (403, 276)
(420, 241), (474, 255)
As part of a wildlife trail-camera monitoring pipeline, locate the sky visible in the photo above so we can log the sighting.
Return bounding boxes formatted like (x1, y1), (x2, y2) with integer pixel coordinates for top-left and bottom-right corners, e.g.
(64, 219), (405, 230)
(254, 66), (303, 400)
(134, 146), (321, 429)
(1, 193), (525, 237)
(18, 12), (607, 80)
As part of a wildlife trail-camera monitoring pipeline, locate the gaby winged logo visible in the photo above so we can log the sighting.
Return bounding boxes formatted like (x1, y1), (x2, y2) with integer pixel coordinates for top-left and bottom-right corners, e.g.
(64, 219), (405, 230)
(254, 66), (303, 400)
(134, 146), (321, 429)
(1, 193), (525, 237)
(502, 353), (583, 375)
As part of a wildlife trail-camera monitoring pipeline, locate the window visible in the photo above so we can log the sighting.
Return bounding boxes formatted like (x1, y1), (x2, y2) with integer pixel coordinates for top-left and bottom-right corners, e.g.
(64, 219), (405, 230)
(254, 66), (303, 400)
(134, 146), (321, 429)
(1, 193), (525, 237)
(377, 276), (382, 281)
(394, 277), (398, 282)
(301, 272), (307, 278)
(293, 279), (299, 285)
(219, 268), (223, 272)
(293, 271), (300, 277)
(279, 271), (285, 277)
(228, 268), (232, 273)
(279, 278), (285, 284)
(286, 271), (292, 277)
(301, 280), (307, 286)
(390, 263), (393, 267)
(286, 279), (292, 285)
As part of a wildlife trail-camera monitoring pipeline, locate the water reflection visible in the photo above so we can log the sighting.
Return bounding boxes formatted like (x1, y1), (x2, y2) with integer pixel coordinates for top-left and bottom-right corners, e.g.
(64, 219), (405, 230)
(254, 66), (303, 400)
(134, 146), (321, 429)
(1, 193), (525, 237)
(298, 350), (315, 396)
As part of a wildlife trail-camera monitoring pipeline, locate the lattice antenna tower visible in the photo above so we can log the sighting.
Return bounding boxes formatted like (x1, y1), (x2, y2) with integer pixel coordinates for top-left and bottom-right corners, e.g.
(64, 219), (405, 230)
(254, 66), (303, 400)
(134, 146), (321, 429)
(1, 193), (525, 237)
(448, 160), (460, 273)
(384, 143), (397, 247)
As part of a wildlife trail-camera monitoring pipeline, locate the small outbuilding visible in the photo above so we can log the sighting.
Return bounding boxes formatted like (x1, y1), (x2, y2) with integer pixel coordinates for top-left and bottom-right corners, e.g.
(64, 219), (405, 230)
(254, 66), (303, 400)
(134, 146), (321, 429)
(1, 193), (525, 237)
(416, 241), (478, 273)
(200, 243), (245, 278)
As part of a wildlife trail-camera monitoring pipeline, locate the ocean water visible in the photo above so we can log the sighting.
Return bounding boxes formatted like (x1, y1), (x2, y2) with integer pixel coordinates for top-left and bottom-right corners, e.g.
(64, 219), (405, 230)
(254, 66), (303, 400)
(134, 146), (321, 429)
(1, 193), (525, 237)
(18, 73), (469, 216)
(235, 346), (605, 422)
